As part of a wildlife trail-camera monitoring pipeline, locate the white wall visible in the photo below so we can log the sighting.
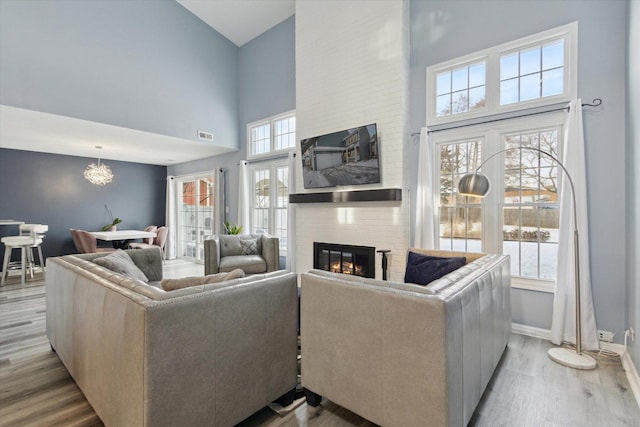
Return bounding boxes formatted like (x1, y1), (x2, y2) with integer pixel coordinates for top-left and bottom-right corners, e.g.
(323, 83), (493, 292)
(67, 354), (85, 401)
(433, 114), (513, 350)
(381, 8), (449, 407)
(294, 0), (410, 280)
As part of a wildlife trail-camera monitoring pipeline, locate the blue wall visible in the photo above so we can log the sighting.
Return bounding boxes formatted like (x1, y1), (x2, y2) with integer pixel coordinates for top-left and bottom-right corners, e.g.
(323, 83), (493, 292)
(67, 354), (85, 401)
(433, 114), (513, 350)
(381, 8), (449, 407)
(0, 148), (166, 261)
(0, 0), (239, 148)
(169, 16), (296, 226)
(626, 0), (639, 374)
(409, 0), (628, 338)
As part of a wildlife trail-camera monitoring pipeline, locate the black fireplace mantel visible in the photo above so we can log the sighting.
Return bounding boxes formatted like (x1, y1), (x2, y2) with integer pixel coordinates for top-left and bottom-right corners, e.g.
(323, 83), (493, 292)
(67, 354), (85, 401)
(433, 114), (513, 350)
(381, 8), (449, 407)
(289, 188), (401, 204)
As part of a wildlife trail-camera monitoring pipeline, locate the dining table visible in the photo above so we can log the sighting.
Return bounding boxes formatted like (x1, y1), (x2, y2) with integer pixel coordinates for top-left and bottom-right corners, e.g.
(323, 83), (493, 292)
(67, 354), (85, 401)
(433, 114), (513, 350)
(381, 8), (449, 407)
(90, 229), (157, 249)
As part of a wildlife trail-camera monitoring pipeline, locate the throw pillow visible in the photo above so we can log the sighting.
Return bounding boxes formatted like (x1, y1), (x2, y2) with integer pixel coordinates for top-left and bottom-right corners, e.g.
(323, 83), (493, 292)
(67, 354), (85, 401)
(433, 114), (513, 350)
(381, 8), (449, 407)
(201, 269), (245, 285)
(161, 269), (245, 291)
(403, 252), (466, 286)
(94, 250), (149, 282)
(239, 237), (258, 255)
(160, 276), (203, 291)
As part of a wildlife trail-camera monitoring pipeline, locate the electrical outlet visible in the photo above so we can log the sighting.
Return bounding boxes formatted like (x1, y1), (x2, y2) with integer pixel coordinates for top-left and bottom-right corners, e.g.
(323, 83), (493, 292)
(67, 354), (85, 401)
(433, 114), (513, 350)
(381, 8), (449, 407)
(598, 329), (614, 342)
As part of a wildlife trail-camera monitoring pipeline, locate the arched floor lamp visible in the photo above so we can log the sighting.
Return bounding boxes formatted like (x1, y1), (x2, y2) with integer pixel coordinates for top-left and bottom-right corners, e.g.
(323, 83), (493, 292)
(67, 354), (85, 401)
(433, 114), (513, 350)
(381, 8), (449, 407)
(458, 146), (596, 370)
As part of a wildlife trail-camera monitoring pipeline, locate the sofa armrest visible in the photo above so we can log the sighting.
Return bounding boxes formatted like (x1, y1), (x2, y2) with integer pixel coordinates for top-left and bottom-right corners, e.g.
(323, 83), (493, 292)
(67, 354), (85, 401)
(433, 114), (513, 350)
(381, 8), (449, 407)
(260, 234), (280, 272)
(204, 237), (221, 275)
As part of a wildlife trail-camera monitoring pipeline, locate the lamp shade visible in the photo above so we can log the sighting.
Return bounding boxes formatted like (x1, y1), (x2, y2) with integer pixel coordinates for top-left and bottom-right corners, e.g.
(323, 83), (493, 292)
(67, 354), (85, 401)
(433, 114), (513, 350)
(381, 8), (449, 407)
(458, 172), (491, 197)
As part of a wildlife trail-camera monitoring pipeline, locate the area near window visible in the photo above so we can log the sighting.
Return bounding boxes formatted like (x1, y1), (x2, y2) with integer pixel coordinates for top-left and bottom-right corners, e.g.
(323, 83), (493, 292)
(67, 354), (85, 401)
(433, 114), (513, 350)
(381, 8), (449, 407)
(176, 173), (215, 262)
(427, 23), (576, 292)
(246, 111), (296, 257)
(433, 114), (563, 292)
(251, 161), (289, 256)
(247, 110), (296, 159)
(427, 22), (576, 127)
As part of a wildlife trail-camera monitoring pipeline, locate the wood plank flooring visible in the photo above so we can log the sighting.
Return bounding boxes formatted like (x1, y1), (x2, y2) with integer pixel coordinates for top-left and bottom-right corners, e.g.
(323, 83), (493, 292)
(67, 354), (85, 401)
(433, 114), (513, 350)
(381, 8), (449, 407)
(1, 260), (638, 426)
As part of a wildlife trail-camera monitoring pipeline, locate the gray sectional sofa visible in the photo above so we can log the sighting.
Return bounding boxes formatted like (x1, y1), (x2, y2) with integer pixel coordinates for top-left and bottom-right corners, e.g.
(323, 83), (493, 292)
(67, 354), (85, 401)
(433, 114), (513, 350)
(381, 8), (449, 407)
(46, 248), (298, 427)
(300, 249), (511, 427)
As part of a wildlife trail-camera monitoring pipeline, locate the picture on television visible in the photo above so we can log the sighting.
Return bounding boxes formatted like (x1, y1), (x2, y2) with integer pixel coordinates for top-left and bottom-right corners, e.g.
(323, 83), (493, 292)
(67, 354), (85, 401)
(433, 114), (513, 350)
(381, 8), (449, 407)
(300, 123), (380, 189)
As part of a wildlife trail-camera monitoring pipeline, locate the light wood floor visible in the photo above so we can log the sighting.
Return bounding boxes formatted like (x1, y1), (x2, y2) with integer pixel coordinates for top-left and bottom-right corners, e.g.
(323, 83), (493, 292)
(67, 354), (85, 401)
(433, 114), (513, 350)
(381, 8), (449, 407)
(1, 260), (638, 426)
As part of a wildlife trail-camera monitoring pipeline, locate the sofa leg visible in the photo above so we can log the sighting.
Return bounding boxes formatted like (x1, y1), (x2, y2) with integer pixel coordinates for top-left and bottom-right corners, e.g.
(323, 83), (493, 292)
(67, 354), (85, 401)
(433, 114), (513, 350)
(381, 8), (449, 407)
(275, 388), (296, 407)
(303, 388), (322, 407)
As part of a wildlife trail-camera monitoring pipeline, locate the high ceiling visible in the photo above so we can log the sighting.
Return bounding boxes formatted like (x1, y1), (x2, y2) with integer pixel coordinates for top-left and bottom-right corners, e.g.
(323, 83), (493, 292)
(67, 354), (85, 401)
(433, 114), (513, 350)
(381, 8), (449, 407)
(0, 1), (294, 166)
(177, 0), (294, 47)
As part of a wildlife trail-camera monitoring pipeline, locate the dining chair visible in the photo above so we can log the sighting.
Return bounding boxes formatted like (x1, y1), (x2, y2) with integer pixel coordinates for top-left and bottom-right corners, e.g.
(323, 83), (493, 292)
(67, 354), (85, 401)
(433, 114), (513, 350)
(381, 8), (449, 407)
(129, 226), (168, 261)
(70, 229), (115, 254)
(141, 225), (157, 244)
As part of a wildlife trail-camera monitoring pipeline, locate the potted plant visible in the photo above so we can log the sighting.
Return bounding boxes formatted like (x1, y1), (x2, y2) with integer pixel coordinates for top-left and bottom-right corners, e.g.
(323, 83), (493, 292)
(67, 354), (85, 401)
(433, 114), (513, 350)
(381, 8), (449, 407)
(224, 221), (243, 235)
(102, 217), (122, 232)
(102, 205), (122, 231)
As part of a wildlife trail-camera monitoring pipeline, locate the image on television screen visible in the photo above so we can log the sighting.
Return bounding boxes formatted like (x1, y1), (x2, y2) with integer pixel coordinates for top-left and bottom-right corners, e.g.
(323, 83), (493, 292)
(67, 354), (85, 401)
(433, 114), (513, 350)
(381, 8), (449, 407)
(299, 123), (380, 189)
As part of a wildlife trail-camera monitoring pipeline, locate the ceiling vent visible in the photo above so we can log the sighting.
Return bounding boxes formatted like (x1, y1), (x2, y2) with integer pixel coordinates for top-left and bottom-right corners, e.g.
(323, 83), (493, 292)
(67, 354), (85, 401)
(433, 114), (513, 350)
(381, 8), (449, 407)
(198, 130), (214, 142)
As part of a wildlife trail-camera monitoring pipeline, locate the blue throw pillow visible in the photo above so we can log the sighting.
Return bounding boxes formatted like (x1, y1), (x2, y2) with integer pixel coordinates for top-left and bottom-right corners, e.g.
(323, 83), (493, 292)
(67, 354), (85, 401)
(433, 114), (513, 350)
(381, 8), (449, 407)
(404, 252), (467, 286)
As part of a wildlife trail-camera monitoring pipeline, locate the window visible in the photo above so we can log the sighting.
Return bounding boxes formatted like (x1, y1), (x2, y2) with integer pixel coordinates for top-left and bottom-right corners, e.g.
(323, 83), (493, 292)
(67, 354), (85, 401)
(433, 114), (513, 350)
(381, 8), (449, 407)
(438, 139), (483, 252)
(246, 111), (295, 255)
(436, 61), (486, 117)
(251, 161), (289, 255)
(428, 24), (576, 292)
(247, 111), (296, 159)
(433, 115), (564, 292)
(502, 128), (559, 281)
(500, 40), (564, 105)
(427, 23), (576, 126)
(177, 173), (215, 262)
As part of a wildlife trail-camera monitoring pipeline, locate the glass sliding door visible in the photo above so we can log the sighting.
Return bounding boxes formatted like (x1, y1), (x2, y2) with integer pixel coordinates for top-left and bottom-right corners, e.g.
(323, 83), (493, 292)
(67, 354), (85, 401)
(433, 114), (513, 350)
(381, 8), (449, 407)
(178, 174), (215, 262)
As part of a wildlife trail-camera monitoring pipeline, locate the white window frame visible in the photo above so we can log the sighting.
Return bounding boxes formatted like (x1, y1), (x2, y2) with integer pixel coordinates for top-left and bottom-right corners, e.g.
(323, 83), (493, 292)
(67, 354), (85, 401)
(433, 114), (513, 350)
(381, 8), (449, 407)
(426, 23), (577, 126)
(249, 159), (289, 256)
(247, 110), (296, 160)
(432, 112), (565, 293)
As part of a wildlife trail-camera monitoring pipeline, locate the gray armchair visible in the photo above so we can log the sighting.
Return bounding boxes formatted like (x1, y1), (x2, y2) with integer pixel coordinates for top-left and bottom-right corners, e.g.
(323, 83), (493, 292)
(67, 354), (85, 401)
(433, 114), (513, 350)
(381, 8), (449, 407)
(204, 233), (279, 275)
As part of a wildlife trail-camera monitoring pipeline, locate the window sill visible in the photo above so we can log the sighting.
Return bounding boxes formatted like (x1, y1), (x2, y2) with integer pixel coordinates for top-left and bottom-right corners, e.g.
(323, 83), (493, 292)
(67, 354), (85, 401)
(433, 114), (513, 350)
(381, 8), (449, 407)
(511, 277), (555, 294)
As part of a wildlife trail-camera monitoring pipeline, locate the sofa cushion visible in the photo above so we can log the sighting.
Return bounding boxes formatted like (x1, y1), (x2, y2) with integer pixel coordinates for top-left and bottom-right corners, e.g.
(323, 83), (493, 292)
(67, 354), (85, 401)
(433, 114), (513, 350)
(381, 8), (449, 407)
(239, 237), (258, 255)
(160, 269), (245, 291)
(219, 255), (266, 274)
(93, 250), (149, 282)
(404, 251), (466, 286)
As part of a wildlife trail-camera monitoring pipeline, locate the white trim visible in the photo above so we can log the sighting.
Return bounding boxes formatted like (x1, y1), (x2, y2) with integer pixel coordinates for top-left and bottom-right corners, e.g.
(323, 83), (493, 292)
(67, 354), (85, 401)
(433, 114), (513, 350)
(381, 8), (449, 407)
(512, 323), (552, 340)
(622, 350), (640, 408)
(512, 277), (555, 293)
(246, 110), (296, 160)
(427, 22), (577, 126)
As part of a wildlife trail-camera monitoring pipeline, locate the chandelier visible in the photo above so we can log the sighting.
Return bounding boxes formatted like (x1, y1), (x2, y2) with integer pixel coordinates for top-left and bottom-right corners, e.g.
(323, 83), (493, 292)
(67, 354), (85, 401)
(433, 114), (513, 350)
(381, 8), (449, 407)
(84, 146), (114, 186)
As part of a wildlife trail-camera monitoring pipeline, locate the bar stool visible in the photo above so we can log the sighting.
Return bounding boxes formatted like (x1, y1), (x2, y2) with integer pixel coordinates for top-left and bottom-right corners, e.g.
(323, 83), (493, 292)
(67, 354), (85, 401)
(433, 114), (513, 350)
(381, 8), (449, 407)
(21, 224), (48, 278)
(1, 224), (47, 286)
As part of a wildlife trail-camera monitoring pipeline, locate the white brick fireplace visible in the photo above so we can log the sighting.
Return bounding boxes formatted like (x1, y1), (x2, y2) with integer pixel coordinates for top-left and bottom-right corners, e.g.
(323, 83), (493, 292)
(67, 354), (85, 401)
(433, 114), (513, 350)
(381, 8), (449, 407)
(293, 0), (410, 280)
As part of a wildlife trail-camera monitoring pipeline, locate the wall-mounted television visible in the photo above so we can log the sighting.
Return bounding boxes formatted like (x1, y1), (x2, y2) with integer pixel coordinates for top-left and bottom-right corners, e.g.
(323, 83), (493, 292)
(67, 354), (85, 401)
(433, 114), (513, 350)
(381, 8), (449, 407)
(300, 123), (380, 189)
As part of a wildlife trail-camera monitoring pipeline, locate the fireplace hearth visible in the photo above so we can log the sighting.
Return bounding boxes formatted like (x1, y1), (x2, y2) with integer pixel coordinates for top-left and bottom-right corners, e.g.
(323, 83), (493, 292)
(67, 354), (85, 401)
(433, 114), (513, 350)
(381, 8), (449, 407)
(314, 242), (376, 278)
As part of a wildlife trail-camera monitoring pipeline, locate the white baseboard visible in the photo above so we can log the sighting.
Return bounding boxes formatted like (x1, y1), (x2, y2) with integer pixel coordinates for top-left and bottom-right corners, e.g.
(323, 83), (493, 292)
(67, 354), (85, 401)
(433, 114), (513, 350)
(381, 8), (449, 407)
(511, 323), (640, 409)
(511, 323), (551, 340)
(621, 350), (640, 409)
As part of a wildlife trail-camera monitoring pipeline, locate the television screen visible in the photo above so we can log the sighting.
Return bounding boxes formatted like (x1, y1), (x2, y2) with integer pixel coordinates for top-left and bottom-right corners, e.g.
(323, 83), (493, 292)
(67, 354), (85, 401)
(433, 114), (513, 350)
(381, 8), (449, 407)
(300, 123), (380, 189)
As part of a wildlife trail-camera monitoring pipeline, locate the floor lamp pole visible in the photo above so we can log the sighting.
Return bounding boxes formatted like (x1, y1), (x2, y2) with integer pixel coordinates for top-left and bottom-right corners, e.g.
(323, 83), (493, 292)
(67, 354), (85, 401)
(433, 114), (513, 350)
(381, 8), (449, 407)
(547, 160), (595, 370)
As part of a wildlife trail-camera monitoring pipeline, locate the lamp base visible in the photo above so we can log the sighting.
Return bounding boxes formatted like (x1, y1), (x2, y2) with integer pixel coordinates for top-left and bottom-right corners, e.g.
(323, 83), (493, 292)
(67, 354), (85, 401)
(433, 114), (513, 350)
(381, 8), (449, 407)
(548, 347), (597, 370)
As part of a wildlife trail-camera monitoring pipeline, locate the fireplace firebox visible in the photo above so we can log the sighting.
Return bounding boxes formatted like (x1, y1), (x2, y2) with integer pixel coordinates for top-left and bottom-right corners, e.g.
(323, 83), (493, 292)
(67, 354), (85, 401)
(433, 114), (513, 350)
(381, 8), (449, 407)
(313, 242), (376, 278)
